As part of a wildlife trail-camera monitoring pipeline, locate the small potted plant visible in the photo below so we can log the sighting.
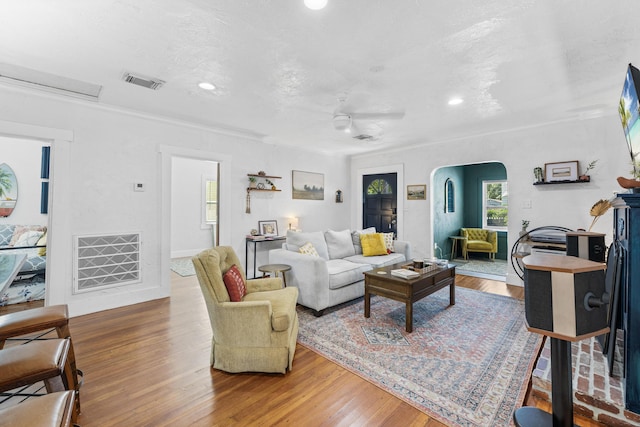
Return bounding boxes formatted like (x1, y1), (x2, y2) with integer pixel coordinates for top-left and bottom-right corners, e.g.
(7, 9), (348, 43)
(248, 176), (257, 188)
(579, 160), (598, 181)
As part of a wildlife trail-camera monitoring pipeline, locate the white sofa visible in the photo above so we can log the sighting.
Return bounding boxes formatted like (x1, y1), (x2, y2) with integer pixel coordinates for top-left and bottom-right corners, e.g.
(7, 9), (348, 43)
(268, 228), (411, 315)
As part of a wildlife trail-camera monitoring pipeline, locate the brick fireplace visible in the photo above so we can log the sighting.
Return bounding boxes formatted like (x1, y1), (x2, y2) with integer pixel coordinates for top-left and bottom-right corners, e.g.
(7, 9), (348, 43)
(531, 334), (640, 426)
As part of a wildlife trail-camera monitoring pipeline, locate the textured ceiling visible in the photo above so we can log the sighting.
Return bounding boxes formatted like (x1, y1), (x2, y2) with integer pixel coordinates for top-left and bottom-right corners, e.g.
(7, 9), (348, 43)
(1, 1), (639, 154)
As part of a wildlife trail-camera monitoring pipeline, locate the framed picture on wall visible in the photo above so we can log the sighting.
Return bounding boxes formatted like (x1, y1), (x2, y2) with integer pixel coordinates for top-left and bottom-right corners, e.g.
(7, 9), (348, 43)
(544, 161), (579, 182)
(407, 184), (426, 200)
(292, 170), (324, 200)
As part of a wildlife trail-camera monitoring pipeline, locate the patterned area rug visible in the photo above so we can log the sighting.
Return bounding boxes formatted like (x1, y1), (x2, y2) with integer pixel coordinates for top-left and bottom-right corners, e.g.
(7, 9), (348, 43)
(453, 257), (508, 280)
(170, 257), (196, 277)
(297, 288), (542, 426)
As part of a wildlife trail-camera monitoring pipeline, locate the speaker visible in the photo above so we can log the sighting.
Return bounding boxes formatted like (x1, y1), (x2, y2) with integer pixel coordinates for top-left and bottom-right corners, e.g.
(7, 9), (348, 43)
(566, 231), (606, 263)
(523, 253), (607, 339)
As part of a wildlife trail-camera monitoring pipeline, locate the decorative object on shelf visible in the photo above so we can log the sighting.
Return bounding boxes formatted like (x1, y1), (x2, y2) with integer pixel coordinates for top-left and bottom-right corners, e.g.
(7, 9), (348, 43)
(292, 170), (324, 200)
(257, 171), (266, 176)
(544, 160), (579, 182)
(579, 160), (598, 181)
(265, 178), (276, 190)
(335, 190), (343, 203)
(588, 198), (612, 231)
(520, 220), (530, 237)
(407, 184), (426, 200)
(616, 175), (640, 190)
(444, 178), (454, 212)
(258, 220), (278, 236)
(250, 229), (259, 236)
(248, 176), (257, 188)
(0, 163), (18, 217)
(533, 167), (543, 183)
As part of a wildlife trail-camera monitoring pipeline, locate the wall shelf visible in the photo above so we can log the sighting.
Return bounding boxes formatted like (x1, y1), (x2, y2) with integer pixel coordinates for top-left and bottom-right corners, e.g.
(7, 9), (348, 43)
(533, 178), (590, 186)
(246, 172), (281, 213)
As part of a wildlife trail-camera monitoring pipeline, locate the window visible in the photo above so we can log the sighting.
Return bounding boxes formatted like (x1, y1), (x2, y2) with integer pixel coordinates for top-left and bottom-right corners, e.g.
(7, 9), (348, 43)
(204, 178), (218, 224)
(367, 178), (392, 195)
(483, 180), (508, 230)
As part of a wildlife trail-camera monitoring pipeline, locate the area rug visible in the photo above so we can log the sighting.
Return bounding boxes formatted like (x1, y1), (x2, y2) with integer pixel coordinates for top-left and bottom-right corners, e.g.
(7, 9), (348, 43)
(453, 257), (507, 280)
(296, 288), (542, 426)
(170, 257), (196, 277)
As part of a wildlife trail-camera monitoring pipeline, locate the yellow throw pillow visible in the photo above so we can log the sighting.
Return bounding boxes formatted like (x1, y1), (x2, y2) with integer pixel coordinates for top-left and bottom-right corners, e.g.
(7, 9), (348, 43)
(360, 233), (388, 257)
(299, 242), (319, 257)
(37, 232), (47, 256)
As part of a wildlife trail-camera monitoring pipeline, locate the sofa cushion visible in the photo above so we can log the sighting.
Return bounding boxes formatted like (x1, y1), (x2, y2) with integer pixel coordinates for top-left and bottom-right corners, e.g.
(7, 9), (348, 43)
(37, 233), (47, 256)
(299, 242), (319, 257)
(382, 232), (395, 252)
(0, 224), (14, 246)
(222, 265), (247, 302)
(351, 227), (376, 255)
(467, 240), (494, 251)
(360, 233), (388, 257)
(325, 229), (356, 259)
(14, 230), (44, 247)
(286, 230), (329, 260)
(326, 259), (371, 290)
(345, 252), (406, 268)
(8, 226), (46, 247)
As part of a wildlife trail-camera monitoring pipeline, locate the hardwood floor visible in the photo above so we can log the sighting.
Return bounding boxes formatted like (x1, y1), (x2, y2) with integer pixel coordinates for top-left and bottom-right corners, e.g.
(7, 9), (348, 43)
(1, 273), (603, 426)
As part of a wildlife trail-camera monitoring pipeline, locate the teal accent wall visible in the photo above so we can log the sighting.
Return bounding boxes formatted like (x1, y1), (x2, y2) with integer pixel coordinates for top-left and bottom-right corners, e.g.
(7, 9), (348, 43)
(462, 162), (508, 260)
(433, 166), (464, 259)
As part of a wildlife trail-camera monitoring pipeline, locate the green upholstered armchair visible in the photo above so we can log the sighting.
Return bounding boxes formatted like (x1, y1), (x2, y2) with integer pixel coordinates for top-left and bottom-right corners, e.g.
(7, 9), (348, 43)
(192, 246), (299, 374)
(460, 228), (498, 260)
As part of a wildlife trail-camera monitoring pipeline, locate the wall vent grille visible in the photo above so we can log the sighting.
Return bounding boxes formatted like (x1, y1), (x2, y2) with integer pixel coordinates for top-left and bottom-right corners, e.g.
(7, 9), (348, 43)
(73, 233), (141, 294)
(122, 72), (165, 90)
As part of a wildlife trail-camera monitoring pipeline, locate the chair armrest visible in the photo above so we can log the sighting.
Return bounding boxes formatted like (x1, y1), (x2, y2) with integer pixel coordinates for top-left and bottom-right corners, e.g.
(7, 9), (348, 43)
(246, 277), (283, 293)
(213, 300), (275, 345)
(487, 230), (498, 250)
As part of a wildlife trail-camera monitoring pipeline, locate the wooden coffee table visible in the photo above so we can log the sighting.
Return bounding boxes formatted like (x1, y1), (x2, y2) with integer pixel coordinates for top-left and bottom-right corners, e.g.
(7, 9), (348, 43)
(363, 262), (455, 332)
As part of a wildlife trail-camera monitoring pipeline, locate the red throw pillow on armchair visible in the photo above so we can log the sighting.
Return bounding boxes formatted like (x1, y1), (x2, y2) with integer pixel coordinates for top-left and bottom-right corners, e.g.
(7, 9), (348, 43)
(222, 264), (247, 302)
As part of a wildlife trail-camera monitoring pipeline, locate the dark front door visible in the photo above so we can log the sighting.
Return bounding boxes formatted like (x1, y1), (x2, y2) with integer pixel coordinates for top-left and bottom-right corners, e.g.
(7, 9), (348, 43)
(363, 173), (397, 236)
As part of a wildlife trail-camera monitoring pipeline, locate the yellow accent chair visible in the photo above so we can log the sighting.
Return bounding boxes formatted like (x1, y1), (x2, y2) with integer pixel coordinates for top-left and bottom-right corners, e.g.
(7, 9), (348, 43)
(192, 246), (299, 374)
(460, 228), (498, 260)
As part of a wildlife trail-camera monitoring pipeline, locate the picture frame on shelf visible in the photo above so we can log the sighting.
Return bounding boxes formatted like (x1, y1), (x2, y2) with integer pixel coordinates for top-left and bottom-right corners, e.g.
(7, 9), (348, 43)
(258, 220), (278, 236)
(544, 161), (579, 182)
(407, 184), (426, 200)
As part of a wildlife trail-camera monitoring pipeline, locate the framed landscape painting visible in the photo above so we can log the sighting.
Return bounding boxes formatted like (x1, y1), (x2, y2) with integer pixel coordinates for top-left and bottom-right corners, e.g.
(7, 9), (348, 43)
(407, 184), (426, 200)
(292, 170), (324, 200)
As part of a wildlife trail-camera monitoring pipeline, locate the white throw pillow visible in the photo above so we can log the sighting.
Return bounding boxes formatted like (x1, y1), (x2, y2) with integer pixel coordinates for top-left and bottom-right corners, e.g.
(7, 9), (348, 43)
(382, 232), (395, 252)
(286, 230), (329, 259)
(14, 230), (44, 247)
(325, 229), (356, 259)
(299, 242), (319, 257)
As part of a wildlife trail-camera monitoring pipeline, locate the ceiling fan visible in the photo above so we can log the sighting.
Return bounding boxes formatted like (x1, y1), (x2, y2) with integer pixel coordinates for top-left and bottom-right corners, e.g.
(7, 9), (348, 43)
(331, 99), (405, 142)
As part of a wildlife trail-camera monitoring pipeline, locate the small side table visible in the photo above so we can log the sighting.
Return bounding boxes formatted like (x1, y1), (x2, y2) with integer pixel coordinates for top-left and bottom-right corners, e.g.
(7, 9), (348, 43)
(257, 264), (292, 287)
(449, 236), (466, 260)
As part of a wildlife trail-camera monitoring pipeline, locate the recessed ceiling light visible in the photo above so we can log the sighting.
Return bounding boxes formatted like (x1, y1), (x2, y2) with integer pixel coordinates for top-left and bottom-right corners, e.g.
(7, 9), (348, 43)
(198, 82), (216, 91)
(448, 97), (464, 106)
(304, 0), (327, 10)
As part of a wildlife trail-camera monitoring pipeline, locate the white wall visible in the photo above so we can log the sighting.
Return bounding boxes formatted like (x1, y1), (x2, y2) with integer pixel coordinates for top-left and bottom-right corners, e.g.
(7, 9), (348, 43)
(351, 115), (630, 285)
(0, 136), (48, 226)
(0, 86), (351, 316)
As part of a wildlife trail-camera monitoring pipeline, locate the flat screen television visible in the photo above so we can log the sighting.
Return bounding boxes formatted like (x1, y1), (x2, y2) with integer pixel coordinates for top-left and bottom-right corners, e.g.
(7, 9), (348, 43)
(619, 63), (640, 175)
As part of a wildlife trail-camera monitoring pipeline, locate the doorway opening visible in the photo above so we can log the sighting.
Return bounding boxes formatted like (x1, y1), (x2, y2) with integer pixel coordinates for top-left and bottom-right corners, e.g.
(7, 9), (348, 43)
(432, 161), (508, 281)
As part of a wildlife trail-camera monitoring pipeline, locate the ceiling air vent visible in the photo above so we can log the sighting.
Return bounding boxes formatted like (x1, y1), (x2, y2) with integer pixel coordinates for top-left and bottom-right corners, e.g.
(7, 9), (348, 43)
(352, 134), (375, 141)
(122, 72), (165, 90)
(0, 62), (102, 101)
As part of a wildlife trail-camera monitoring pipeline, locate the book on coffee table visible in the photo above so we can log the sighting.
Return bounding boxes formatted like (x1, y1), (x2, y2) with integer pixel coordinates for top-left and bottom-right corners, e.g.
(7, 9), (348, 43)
(390, 269), (420, 279)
